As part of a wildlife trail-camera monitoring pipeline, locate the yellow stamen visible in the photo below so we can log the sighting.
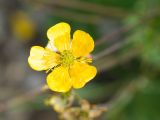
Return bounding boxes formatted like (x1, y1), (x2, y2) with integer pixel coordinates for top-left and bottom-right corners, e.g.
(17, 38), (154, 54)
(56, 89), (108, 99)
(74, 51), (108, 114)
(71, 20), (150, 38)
(60, 50), (75, 67)
(77, 57), (92, 63)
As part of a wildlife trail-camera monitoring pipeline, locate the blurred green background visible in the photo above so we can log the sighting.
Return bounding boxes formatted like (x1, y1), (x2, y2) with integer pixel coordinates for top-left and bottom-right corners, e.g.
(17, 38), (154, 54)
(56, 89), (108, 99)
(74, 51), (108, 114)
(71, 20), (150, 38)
(0, 0), (160, 120)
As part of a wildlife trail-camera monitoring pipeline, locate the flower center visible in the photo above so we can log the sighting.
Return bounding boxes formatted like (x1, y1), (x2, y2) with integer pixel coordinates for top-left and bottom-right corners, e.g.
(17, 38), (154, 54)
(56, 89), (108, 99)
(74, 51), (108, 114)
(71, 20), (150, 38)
(60, 50), (75, 67)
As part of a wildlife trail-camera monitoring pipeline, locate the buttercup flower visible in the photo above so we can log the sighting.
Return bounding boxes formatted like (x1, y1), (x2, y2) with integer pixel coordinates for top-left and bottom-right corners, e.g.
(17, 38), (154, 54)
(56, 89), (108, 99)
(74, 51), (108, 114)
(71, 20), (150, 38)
(28, 22), (97, 92)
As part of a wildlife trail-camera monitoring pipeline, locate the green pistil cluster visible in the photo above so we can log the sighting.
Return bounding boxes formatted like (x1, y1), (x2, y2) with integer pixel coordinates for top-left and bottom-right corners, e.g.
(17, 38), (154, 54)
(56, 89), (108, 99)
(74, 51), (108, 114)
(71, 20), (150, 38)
(61, 50), (75, 67)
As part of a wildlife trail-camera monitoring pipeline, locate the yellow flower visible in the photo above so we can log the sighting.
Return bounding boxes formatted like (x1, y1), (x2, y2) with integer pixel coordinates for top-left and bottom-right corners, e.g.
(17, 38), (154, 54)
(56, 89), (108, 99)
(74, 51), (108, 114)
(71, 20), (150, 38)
(11, 11), (35, 41)
(28, 22), (97, 92)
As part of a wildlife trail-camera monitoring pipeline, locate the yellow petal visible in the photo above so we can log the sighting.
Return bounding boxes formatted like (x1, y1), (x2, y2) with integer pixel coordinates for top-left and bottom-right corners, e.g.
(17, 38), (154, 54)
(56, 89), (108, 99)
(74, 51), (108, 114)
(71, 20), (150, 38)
(47, 22), (71, 52)
(69, 62), (97, 89)
(71, 30), (94, 57)
(46, 41), (58, 52)
(47, 66), (72, 92)
(28, 46), (60, 71)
